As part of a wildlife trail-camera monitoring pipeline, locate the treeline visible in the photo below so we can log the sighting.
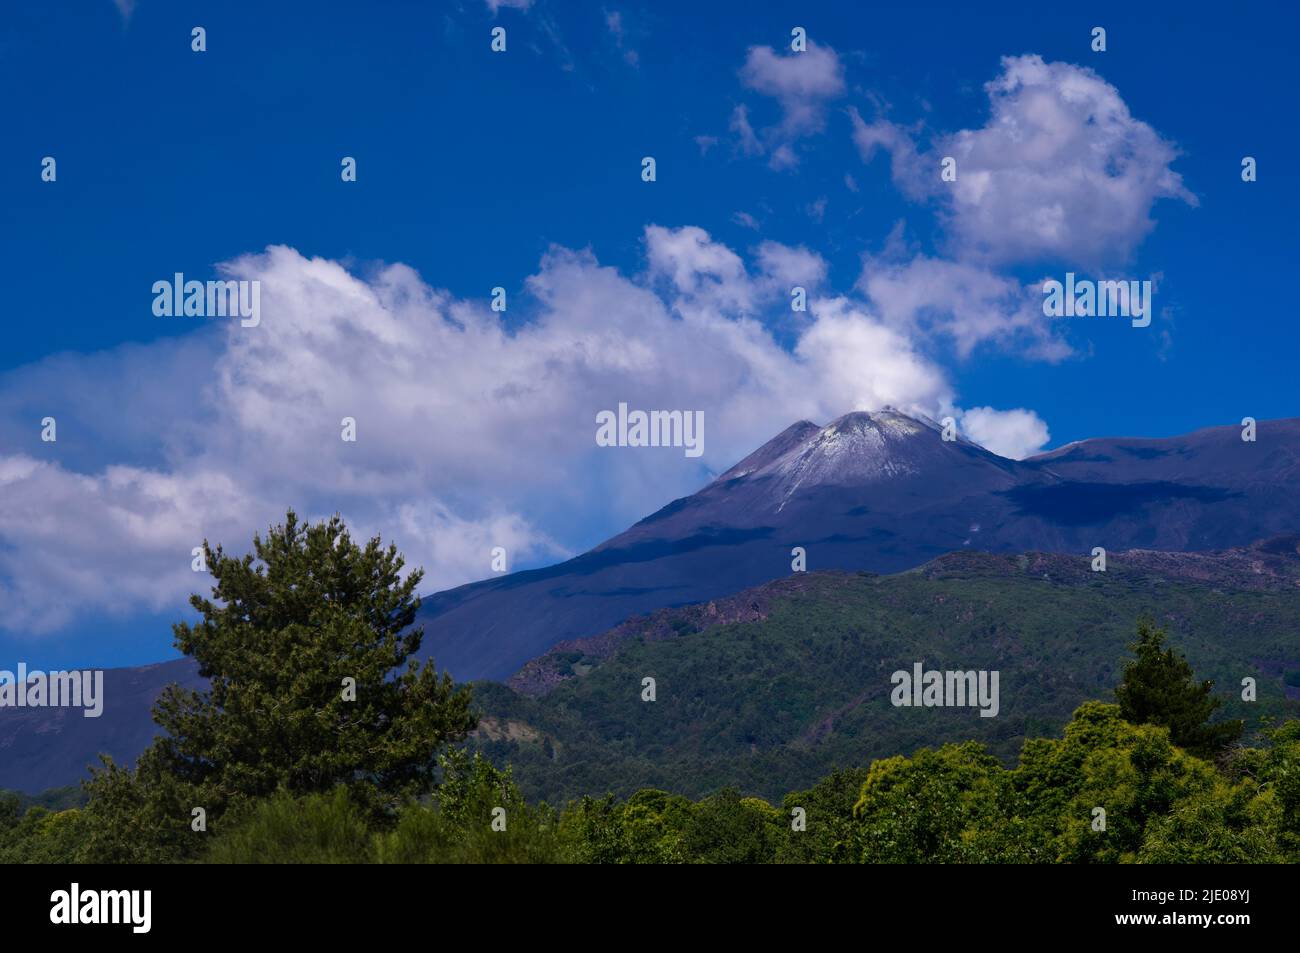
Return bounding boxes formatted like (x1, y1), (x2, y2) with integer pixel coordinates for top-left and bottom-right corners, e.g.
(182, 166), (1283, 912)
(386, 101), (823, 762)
(205, 707), (1300, 863)
(4, 702), (1297, 864)
(2, 512), (1294, 864)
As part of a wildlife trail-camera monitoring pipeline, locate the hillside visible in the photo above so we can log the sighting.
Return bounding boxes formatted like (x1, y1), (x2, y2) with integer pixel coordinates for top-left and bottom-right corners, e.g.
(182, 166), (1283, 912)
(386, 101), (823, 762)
(0, 659), (203, 794)
(470, 539), (1300, 804)
(417, 411), (1300, 682)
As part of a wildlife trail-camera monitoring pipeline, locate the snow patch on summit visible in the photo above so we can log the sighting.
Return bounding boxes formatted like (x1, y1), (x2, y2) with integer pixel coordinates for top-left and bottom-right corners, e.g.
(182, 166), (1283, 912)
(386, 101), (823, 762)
(770, 413), (924, 508)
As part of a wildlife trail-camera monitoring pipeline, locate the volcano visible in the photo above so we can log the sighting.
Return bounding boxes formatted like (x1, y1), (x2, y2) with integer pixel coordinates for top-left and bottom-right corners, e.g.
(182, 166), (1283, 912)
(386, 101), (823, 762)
(413, 410), (1300, 681)
(3, 409), (1298, 793)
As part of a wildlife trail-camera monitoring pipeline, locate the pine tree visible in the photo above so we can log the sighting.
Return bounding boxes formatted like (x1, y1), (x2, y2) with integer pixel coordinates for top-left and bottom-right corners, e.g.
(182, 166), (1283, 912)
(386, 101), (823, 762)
(1114, 617), (1242, 759)
(80, 511), (475, 860)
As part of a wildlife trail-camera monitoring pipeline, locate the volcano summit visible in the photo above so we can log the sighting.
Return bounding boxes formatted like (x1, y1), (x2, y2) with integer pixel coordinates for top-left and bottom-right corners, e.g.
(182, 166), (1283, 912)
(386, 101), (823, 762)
(414, 409), (1300, 680)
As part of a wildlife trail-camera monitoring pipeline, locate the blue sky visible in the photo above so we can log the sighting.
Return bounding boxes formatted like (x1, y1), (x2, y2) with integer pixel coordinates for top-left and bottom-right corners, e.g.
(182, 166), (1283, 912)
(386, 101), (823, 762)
(1, 0), (1296, 670)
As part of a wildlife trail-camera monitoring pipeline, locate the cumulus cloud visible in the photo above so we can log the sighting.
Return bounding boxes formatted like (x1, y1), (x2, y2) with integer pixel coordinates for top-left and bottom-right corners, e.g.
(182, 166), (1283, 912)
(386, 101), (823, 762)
(735, 42), (845, 168)
(755, 241), (828, 293)
(852, 55), (1196, 266)
(794, 298), (950, 414)
(645, 224), (753, 311)
(3, 229), (1020, 637)
(859, 253), (1071, 361)
(740, 42), (845, 133)
(0, 455), (260, 634)
(959, 406), (1051, 460)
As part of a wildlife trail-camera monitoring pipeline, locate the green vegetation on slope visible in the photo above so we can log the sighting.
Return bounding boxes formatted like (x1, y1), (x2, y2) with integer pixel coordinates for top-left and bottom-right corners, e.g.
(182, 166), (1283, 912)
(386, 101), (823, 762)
(4, 515), (1296, 864)
(473, 555), (1300, 803)
(5, 702), (1296, 864)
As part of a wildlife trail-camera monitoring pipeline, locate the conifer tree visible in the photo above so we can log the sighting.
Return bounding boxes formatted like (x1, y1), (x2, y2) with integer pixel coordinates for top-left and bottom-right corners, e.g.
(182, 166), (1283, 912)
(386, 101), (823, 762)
(1114, 617), (1242, 759)
(80, 511), (475, 860)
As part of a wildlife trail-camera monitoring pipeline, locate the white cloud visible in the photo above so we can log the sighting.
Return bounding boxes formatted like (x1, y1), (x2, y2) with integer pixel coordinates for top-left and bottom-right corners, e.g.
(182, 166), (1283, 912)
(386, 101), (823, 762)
(3, 230), (1008, 638)
(645, 224), (753, 310)
(755, 240), (828, 292)
(851, 55), (1196, 267)
(0, 455), (259, 634)
(729, 105), (762, 157)
(392, 501), (568, 586)
(735, 42), (845, 168)
(842, 54), (1195, 370)
(486, 0), (533, 12)
(960, 406), (1051, 460)
(740, 42), (845, 134)
(942, 55), (1196, 264)
(848, 109), (922, 195)
(794, 298), (951, 415)
(859, 253), (1071, 361)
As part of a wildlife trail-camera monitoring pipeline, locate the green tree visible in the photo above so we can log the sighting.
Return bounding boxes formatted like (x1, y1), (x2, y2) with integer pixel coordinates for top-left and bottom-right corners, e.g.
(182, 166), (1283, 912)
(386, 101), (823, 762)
(561, 795), (629, 864)
(619, 789), (692, 863)
(561, 789), (693, 864)
(681, 788), (782, 863)
(376, 749), (567, 863)
(0, 806), (85, 864)
(0, 791), (20, 833)
(1113, 617), (1242, 759)
(1045, 705), (1225, 863)
(849, 742), (1005, 863)
(204, 787), (375, 864)
(776, 767), (869, 864)
(80, 510), (476, 861)
(1227, 718), (1300, 860)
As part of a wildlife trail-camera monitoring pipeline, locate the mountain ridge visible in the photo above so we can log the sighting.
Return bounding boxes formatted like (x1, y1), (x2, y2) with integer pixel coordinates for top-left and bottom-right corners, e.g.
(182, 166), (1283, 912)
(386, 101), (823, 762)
(505, 534), (1300, 700)
(415, 411), (1300, 681)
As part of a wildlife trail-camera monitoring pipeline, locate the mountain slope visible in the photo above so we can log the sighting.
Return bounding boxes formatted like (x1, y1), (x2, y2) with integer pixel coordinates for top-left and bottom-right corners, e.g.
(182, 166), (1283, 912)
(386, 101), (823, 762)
(471, 538), (1300, 804)
(416, 411), (1300, 681)
(0, 659), (203, 794)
